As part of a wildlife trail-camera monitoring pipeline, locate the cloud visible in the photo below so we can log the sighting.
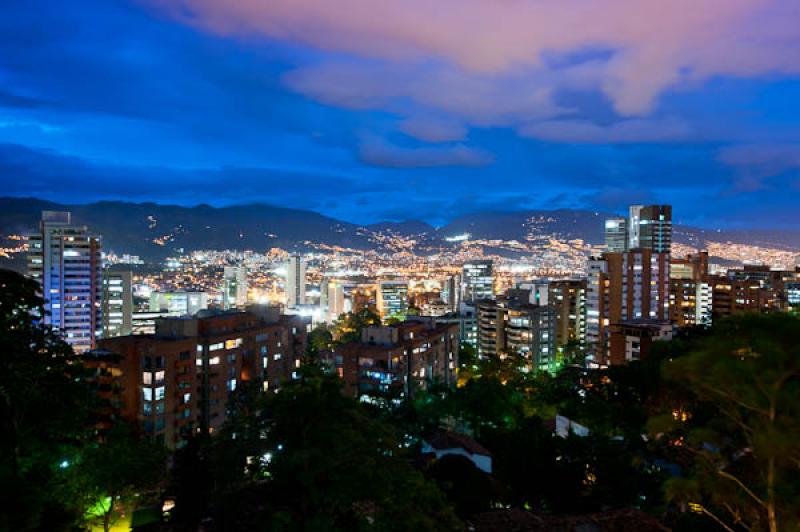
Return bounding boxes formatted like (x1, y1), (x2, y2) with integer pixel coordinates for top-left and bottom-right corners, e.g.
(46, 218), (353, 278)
(283, 61), (566, 127)
(718, 143), (800, 191)
(519, 117), (691, 143)
(157, 0), (800, 116)
(358, 137), (493, 168)
(398, 117), (467, 143)
(0, 142), (378, 208)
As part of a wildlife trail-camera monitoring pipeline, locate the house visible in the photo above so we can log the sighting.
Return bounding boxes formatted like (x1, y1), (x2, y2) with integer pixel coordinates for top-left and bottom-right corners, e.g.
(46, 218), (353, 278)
(421, 430), (492, 474)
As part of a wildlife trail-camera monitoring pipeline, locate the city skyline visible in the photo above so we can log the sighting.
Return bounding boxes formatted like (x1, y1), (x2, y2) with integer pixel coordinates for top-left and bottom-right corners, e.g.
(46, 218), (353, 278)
(2, 1), (800, 228)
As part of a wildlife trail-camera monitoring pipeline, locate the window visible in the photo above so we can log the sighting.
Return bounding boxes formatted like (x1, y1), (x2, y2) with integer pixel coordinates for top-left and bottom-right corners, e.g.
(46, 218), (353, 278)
(143, 388), (153, 401)
(209, 342), (224, 351)
(155, 387), (165, 401)
(273, 353), (282, 361)
(143, 372), (152, 385)
(225, 338), (243, 349)
(209, 356), (220, 365)
(227, 379), (237, 392)
(183, 392), (191, 404)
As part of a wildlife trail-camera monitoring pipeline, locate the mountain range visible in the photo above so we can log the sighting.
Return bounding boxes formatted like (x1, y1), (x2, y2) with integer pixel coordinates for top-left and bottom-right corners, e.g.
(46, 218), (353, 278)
(1, 197), (799, 263)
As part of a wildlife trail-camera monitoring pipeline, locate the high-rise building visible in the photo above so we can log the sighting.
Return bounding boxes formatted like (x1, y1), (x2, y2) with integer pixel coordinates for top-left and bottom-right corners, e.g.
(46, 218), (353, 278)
(547, 279), (587, 348)
(442, 274), (461, 311)
(669, 252), (712, 328)
(27, 211), (102, 353)
(586, 250), (670, 363)
(637, 205), (672, 253)
(627, 205), (643, 251)
(326, 278), (346, 322)
(101, 269), (133, 338)
(462, 260), (494, 302)
(92, 307), (309, 448)
(286, 254), (306, 308)
(222, 266), (248, 310)
(377, 280), (409, 319)
(669, 279), (712, 328)
(476, 297), (556, 371)
(604, 205), (672, 253)
(604, 217), (628, 252)
(328, 320), (459, 400)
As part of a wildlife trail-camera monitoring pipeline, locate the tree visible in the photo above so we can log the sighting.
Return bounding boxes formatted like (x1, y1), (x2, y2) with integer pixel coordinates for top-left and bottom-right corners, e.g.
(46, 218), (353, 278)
(176, 369), (461, 530)
(332, 308), (381, 344)
(0, 269), (92, 530)
(304, 323), (333, 361)
(70, 425), (167, 532)
(654, 314), (800, 532)
(427, 454), (495, 519)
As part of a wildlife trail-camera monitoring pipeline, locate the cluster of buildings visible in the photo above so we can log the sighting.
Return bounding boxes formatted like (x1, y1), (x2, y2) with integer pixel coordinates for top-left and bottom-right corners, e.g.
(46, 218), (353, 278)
(22, 207), (800, 448)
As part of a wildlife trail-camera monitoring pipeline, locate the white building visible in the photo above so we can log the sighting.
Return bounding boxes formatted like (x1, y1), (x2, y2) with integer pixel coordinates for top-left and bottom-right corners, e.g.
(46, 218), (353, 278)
(101, 269), (133, 338)
(223, 265), (248, 310)
(27, 211), (102, 353)
(326, 279), (346, 323)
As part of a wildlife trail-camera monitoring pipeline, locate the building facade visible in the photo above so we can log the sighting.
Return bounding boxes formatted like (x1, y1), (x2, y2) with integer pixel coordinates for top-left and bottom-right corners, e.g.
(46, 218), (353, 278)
(587, 250), (670, 363)
(27, 210), (102, 353)
(376, 280), (409, 319)
(222, 265), (248, 310)
(462, 260), (494, 302)
(102, 269), (133, 338)
(92, 307), (309, 448)
(477, 297), (557, 371)
(286, 254), (306, 308)
(330, 320), (459, 401)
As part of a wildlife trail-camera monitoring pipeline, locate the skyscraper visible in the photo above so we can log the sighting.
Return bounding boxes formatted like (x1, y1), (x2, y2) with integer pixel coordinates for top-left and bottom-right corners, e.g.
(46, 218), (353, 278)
(223, 265), (248, 310)
(326, 278), (346, 322)
(637, 205), (672, 253)
(604, 217), (627, 252)
(27, 211), (102, 353)
(102, 269), (133, 338)
(476, 297), (556, 371)
(586, 249), (671, 363)
(605, 205), (672, 253)
(377, 280), (409, 319)
(462, 260), (494, 302)
(286, 254), (306, 308)
(442, 274), (461, 311)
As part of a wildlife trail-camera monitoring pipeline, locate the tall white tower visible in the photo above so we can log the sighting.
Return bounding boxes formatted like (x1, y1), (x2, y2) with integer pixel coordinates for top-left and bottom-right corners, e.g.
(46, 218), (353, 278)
(27, 211), (102, 353)
(286, 254), (306, 308)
